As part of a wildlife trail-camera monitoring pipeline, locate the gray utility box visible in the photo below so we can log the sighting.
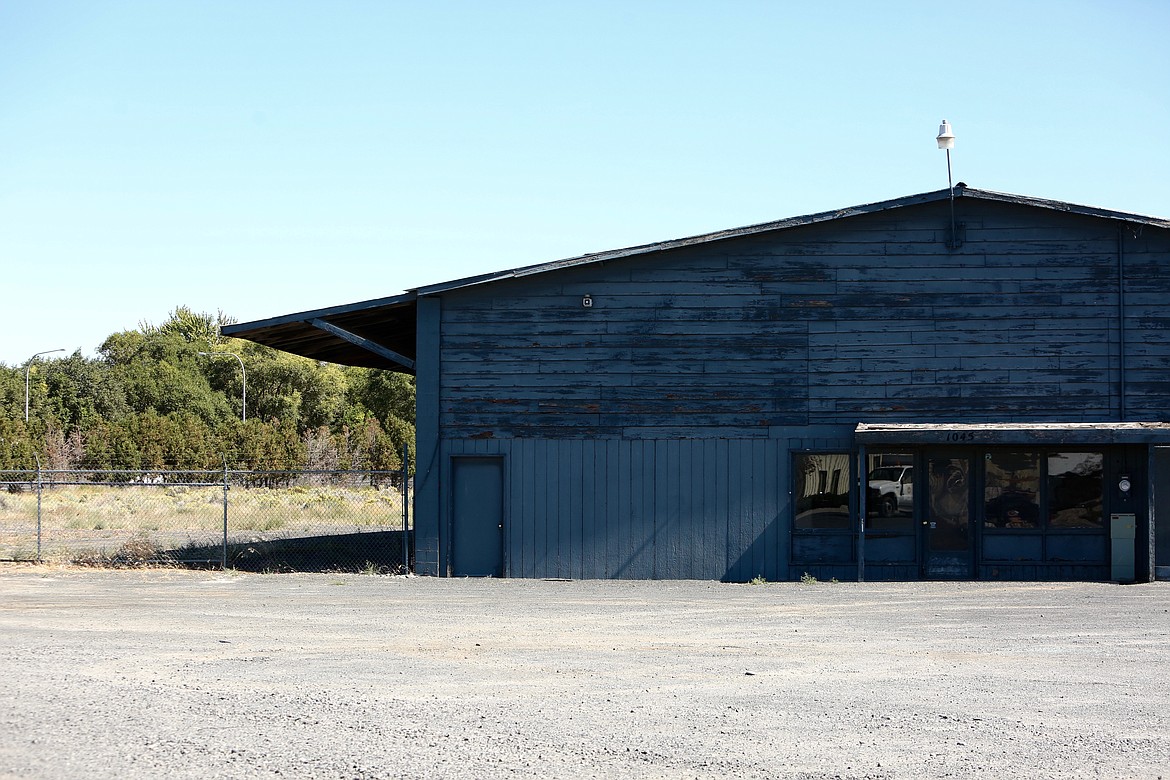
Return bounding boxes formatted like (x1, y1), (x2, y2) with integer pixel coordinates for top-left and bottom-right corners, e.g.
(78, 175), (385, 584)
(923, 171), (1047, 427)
(1110, 513), (1137, 582)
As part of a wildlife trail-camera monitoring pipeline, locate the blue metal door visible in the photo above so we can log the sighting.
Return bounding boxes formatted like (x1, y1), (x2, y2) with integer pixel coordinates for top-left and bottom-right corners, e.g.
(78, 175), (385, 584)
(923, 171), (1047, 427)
(451, 457), (504, 577)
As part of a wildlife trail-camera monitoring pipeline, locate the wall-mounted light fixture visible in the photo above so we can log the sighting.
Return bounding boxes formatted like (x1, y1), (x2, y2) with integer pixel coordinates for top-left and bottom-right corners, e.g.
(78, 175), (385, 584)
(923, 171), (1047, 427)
(582, 295), (593, 308)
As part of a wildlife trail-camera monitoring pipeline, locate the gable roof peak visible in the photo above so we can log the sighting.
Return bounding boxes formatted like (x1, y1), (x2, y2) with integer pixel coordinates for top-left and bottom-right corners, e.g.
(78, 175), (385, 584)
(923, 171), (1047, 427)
(414, 186), (1169, 297)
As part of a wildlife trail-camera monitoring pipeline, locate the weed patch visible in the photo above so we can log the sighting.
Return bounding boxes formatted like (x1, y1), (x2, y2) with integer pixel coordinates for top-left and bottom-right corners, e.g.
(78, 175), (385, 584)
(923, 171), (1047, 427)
(71, 533), (174, 569)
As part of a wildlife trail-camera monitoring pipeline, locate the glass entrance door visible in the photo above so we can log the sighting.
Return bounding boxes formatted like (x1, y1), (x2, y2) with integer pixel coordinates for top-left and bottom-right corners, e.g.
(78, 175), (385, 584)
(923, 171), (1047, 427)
(923, 454), (974, 579)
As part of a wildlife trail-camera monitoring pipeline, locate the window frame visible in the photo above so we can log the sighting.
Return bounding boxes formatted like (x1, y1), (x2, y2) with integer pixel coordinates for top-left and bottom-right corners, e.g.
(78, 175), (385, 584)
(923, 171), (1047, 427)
(982, 449), (1105, 534)
(792, 450), (854, 534)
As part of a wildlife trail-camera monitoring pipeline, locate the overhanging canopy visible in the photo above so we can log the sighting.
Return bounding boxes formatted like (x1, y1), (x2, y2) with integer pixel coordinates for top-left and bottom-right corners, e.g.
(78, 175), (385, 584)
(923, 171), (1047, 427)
(221, 293), (418, 372)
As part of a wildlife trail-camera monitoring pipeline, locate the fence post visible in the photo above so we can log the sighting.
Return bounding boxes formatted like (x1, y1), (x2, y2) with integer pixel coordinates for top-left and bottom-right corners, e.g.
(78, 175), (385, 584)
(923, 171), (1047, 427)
(221, 456), (229, 571)
(35, 454), (43, 562)
(402, 445), (410, 573)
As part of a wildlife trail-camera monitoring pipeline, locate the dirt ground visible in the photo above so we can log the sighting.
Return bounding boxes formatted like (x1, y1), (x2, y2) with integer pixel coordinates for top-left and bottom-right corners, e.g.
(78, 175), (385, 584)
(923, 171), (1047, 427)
(0, 567), (1167, 779)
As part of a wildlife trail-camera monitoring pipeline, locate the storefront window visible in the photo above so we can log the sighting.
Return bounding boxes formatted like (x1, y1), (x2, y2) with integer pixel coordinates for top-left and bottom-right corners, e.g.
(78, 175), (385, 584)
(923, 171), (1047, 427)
(984, 452), (1040, 528)
(1047, 452), (1104, 529)
(795, 453), (851, 529)
(866, 453), (914, 530)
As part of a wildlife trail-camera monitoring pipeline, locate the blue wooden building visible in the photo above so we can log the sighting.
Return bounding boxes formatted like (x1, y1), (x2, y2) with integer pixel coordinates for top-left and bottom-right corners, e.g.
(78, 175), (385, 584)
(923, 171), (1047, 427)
(224, 186), (1170, 582)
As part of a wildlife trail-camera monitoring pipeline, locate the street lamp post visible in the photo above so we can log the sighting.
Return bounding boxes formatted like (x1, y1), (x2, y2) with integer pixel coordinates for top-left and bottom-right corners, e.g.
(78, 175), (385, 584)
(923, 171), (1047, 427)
(198, 351), (247, 421)
(24, 349), (64, 422)
(936, 119), (958, 247)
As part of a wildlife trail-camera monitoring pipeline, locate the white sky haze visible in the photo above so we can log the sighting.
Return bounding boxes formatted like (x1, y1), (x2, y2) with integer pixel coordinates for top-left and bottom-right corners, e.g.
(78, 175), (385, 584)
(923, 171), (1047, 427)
(2, 0), (1168, 365)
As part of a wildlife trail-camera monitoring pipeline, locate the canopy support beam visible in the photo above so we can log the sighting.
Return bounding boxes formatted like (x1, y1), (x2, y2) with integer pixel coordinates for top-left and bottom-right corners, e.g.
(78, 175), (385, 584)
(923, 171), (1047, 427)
(308, 318), (416, 371)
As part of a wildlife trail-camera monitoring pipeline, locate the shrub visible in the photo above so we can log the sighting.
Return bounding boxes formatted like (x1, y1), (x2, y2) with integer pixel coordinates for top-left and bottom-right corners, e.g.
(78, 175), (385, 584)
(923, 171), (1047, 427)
(71, 532), (173, 568)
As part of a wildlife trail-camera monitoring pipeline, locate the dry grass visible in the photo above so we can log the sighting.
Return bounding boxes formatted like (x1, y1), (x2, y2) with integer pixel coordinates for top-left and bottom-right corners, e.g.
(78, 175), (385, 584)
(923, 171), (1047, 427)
(0, 484), (407, 563)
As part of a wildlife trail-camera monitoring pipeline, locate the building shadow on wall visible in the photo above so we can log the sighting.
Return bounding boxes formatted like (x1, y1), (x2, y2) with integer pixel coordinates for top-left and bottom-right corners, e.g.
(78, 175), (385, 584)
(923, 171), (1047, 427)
(607, 514), (785, 583)
(724, 515), (783, 583)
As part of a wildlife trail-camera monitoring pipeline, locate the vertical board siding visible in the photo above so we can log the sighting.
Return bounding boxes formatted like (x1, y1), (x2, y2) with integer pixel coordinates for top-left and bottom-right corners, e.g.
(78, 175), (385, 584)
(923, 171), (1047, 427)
(533, 438), (548, 577)
(704, 438), (724, 580)
(445, 437), (792, 580)
(580, 440), (598, 577)
(568, 439), (583, 579)
(610, 443), (629, 577)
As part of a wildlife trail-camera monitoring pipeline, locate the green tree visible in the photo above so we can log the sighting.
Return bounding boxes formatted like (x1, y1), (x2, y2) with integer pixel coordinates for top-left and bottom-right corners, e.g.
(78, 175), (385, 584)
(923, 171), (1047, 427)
(140, 305), (234, 347)
(42, 351), (129, 430)
(361, 417), (411, 472)
(102, 331), (233, 423)
(8, 304), (417, 474)
(0, 419), (37, 469)
(381, 414), (415, 474)
(238, 342), (347, 431)
(80, 419), (141, 473)
(219, 419), (305, 471)
(0, 365), (27, 423)
(349, 369), (415, 425)
(168, 412), (220, 469)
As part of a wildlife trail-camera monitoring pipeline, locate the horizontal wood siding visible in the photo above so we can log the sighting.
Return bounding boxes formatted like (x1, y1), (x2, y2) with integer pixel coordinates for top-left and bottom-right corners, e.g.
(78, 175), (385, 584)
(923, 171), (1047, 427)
(439, 200), (1170, 439)
(445, 437), (790, 581)
(1122, 227), (1170, 418)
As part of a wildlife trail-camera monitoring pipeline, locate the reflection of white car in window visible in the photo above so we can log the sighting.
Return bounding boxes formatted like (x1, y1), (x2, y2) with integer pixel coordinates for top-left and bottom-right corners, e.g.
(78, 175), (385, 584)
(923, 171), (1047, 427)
(868, 466), (913, 517)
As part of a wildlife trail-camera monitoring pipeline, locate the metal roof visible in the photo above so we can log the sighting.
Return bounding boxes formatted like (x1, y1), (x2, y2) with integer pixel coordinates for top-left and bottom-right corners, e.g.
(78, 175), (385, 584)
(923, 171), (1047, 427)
(223, 186), (1170, 369)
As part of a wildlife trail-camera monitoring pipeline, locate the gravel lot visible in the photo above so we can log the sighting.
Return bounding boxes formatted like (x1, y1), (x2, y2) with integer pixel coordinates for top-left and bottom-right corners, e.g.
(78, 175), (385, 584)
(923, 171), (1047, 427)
(1, 566), (1167, 779)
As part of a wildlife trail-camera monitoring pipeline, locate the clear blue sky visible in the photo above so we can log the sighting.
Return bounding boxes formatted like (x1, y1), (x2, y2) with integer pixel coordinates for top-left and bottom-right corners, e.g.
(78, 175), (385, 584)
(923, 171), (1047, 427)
(2, 0), (1168, 367)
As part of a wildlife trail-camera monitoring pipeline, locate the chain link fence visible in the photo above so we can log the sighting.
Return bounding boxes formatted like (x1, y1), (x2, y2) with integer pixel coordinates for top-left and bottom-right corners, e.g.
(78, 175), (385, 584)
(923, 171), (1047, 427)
(0, 464), (411, 573)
